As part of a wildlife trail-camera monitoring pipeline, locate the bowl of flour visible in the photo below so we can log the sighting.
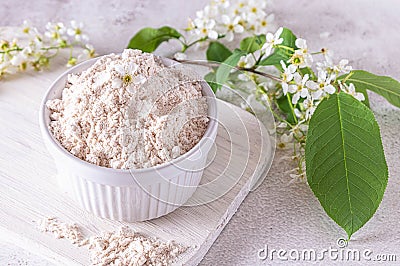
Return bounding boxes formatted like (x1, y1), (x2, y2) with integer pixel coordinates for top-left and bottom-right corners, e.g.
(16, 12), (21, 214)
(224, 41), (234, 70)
(39, 49), (218, 222)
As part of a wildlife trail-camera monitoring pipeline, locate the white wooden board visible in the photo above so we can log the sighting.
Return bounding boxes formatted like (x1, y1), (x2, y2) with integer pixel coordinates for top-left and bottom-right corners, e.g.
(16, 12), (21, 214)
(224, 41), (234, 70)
(0, 48), (272, 265)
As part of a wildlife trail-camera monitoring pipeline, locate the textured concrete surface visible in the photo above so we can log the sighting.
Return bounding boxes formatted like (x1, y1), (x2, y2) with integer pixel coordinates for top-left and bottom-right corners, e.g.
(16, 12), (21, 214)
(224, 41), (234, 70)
(1, 0), (400, 265)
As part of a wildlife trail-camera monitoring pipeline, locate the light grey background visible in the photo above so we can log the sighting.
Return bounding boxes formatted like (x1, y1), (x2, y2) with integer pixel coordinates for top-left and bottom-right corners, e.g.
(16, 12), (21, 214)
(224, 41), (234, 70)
(1, 0), (400, 265)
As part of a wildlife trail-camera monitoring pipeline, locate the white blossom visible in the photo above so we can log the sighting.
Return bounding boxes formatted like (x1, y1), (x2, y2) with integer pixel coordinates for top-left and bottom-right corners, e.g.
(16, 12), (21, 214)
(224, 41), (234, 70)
(45, 22), (67, 43)
(220, 15), (244, 41)
(333, 59), (352, 74)
(193, 18), (219, 40)
(1, 20), (95, 79)
(261, 27), (283, 56)
(341, 83), (365, 101)
(288, 73), (310, 104)
(245, 0), (267, 23)
(317, 56), (352, 76)
(111, 63), (145, 88)
(255, 14), (275, 35)
(306, 70), (336, 99)
(303, 97), (317, 120)
(288, 38), (313, 68)
(237, 54), (256, 68)
(280, 60), (297, 95)
(188, 0), (274, 41)
(67, 20), (89, 42)
(94, 71), (112, 87)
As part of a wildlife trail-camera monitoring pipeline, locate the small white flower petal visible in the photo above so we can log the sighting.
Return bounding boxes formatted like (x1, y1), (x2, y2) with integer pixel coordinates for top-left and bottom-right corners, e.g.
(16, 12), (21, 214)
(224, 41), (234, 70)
(225, 31), (234, 42)
(112, 78), (122, 89)
(295, 38), (307, 49)
(208, 30), (218, 40)
(292, 92), (300, 104)
(114, 64), (125, 76)
(325, 84), (336, 94)
(221, 15), (231, 25)
(356, 92), (365, 101)
(234, 24), (244, 33)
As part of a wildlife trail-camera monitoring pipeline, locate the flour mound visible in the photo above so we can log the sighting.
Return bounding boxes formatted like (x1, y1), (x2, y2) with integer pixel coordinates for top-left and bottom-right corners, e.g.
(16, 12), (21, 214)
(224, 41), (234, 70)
(47, 49), (209, 169)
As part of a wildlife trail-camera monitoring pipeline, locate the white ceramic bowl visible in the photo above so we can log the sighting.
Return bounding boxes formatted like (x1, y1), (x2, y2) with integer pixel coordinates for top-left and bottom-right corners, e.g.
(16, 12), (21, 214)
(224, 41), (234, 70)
(39, 56), (218, 222)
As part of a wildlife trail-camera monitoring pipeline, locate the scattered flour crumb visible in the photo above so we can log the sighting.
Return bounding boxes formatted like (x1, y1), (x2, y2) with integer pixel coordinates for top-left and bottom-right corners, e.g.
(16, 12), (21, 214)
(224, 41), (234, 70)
(37, 217), (187, 266)
(46, 49), (209, 169)
(37, 217), (87, 246)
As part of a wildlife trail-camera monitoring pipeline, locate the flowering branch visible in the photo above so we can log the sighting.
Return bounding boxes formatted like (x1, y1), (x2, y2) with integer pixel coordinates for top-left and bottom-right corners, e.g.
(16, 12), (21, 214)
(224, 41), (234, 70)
(128, 0), (398, 241)
(173, 58), (283, 82)
(0, 20), (96, 78)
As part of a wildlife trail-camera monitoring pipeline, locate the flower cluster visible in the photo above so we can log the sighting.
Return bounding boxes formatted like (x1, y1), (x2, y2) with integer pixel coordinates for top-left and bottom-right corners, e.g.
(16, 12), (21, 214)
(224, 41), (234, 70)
(130, 0), (369, 183)
(230, 27), (365, 181)
(0, 20), (95, 79)
(187, 0), (274, 42)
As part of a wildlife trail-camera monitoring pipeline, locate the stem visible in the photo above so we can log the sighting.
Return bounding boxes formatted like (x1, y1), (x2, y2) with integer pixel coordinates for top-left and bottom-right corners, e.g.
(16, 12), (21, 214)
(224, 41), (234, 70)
(311, 51), (324, 55)
(275, 45), (295, 52)
(243, 68), (282, 82)
(181, 37), (208, 52)
(0, 47), (23, 54)
(341, 71), (354, 83)
(256, 51), (265, 65)
(286, 93), (298, 124)
(173, 59), (283, 82)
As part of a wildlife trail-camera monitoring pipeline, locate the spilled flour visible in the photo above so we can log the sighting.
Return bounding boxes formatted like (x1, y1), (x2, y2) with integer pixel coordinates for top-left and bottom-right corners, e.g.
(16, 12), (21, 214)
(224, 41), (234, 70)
(47, 49), (208, 169)
(38, 217), (186, 266)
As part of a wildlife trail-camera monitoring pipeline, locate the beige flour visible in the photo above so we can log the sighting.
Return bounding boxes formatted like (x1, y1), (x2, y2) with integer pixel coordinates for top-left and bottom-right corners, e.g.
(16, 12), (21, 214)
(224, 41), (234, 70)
(47, 49), (208, 169)
(37, 217), (186, 265)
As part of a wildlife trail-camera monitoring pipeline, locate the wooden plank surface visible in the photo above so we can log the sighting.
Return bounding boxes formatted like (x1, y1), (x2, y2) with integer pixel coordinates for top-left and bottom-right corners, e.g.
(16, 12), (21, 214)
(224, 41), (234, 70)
(0, 46), (272, 265)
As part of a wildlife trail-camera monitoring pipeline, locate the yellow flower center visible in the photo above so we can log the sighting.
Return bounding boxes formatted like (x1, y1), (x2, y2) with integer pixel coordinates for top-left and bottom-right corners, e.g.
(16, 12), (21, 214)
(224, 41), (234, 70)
(51, 32), (60, 39)
(251, 7), (257, 13)
(290, 54), (304, 66)
(261, 20), (267, 27)
(123, 74), (132, 84)
(238, 61), (246, 68)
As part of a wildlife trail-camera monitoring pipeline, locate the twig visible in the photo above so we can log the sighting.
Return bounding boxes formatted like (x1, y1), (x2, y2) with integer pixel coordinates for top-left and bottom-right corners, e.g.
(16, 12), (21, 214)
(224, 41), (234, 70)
(173, 59), (283, 82)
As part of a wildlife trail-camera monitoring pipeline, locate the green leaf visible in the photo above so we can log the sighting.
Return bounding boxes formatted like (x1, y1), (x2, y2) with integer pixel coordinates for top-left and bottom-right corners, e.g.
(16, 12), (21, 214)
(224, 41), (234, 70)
(280, 28), (297, 48)
(299, 67), (316, 80)
(240, 34), (266, 53)
(258, 28), (297, 67)
(206, 42), (232, 63)
(204, 72), (218, 93)
(258, 51), (288, 66)
(338, 70), (400, 108)
(215, 50), (246, 90)
(127, 26), (182, 52)
(276, 94), (297, 124)
(306, 93), (388, 239)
